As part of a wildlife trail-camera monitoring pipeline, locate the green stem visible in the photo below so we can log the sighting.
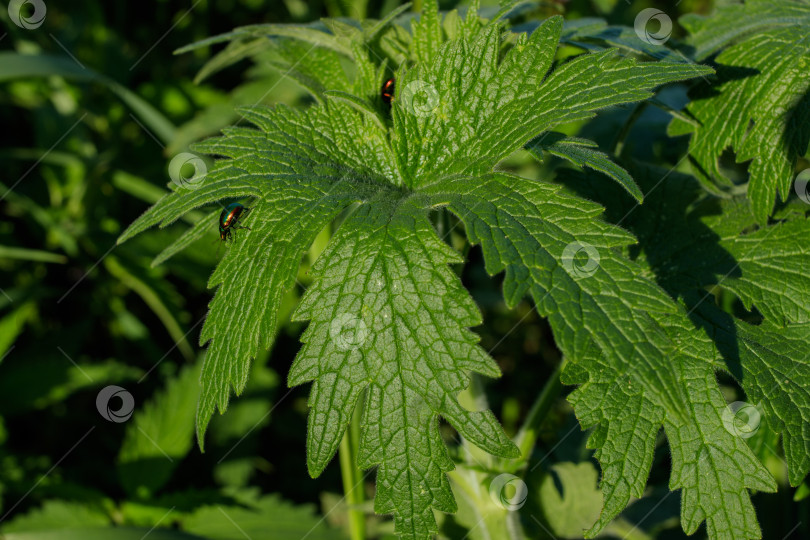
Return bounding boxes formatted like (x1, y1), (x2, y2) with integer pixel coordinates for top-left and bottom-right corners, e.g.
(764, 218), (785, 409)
(611, 101), (648, 157)
(324, 0), (343, 17)
(353, 0), (369, 19)
(339, 399), (366, 540)
(505, 510), (524, 540)
(514, 357), (567, 462)
(435, 207), (447, 238)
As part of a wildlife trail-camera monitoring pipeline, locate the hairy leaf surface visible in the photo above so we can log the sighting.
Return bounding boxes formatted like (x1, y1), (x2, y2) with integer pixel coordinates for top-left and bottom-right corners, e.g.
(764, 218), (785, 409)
(559, 163), (810, 536)
(670, 0), (810, 222)
(120, 4), (722, 537)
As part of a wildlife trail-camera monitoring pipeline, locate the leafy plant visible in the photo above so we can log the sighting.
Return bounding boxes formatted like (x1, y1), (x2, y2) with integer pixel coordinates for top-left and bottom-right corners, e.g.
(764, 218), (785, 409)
(669, 0), (810, 223)
(113, 1), (810, 539)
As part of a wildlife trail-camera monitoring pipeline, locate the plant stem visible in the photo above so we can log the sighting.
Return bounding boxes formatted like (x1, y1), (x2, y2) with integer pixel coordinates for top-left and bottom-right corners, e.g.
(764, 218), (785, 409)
(435, 207), (448, 238)
(514, 357), (567, 462)
(339, 400), (366, 540)
(506, 510), (525, 540)
(353, 0), (369, 19)
(611, 101), (648, 157)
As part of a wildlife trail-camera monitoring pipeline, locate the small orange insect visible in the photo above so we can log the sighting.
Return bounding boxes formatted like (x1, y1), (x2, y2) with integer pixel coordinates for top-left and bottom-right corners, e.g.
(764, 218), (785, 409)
(381, 77), (395, 105)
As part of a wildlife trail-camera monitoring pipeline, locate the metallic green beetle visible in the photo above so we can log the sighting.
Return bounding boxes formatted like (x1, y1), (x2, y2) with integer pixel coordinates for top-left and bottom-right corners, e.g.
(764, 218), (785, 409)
(218, 202), (250, 243)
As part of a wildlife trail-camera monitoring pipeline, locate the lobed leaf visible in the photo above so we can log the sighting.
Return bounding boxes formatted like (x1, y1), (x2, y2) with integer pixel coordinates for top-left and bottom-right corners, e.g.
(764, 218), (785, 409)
(391, 16), (712, 185)
(681, 0), (810, 61)
(120, 2), (740, 538)
(670, 2), (810, 223)
(558, 162), (810, 536)
(290, 191), (518, 537)
(421, 172), (779, 537)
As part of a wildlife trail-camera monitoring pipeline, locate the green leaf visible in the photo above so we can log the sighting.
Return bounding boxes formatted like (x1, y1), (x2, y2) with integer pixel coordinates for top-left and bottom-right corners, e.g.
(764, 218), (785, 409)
(182, 493), (341, 540)
(526, 132), (642, 201)
(183, 22), (353, 66)
(421, 171), (675, 315)
(391, 16), (712, 184)
(558, 162), (810, 536)
(179, 4), (412, 87)
(411, 0), (443, 64)
(117, 489), (235, 525)
(706, 210), (810, 325)
(670, 2), (810, 223)
(104, 257), (195, 362)
(264, 38), (352, 102)
(290, 192), (518, 537)
(120, 3), (717, 538)
(151, 208), (219, 267)
(118, 101), (396, 443)
(796, 481), (810, 502)
(0, 356), (141, 415)
(118, 360), (201, 496)
(0, 501), (110, 532)
(0, 302), (36, 361)
(423, 170), (777, 539)
(577, 162), (810, 327)
(533, 462), (603, 538)
(0, 53), (176, 145)
(324, 90), (385, 129)
(0, 246), (66, 264)
(165, 78), (302, 156)
(190, 35), (268, 84)
(3, 529), (206, 540)
(560, 17), (685, 62)
(681, 0), (810, 61)
(365, 2), (412, 41)
(446, 466), (516, 540)
(693, 302), (810, 487)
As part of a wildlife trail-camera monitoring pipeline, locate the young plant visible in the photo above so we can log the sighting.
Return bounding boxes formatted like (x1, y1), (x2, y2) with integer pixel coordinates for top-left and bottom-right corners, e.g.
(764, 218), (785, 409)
(118, 1), (810, 538)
